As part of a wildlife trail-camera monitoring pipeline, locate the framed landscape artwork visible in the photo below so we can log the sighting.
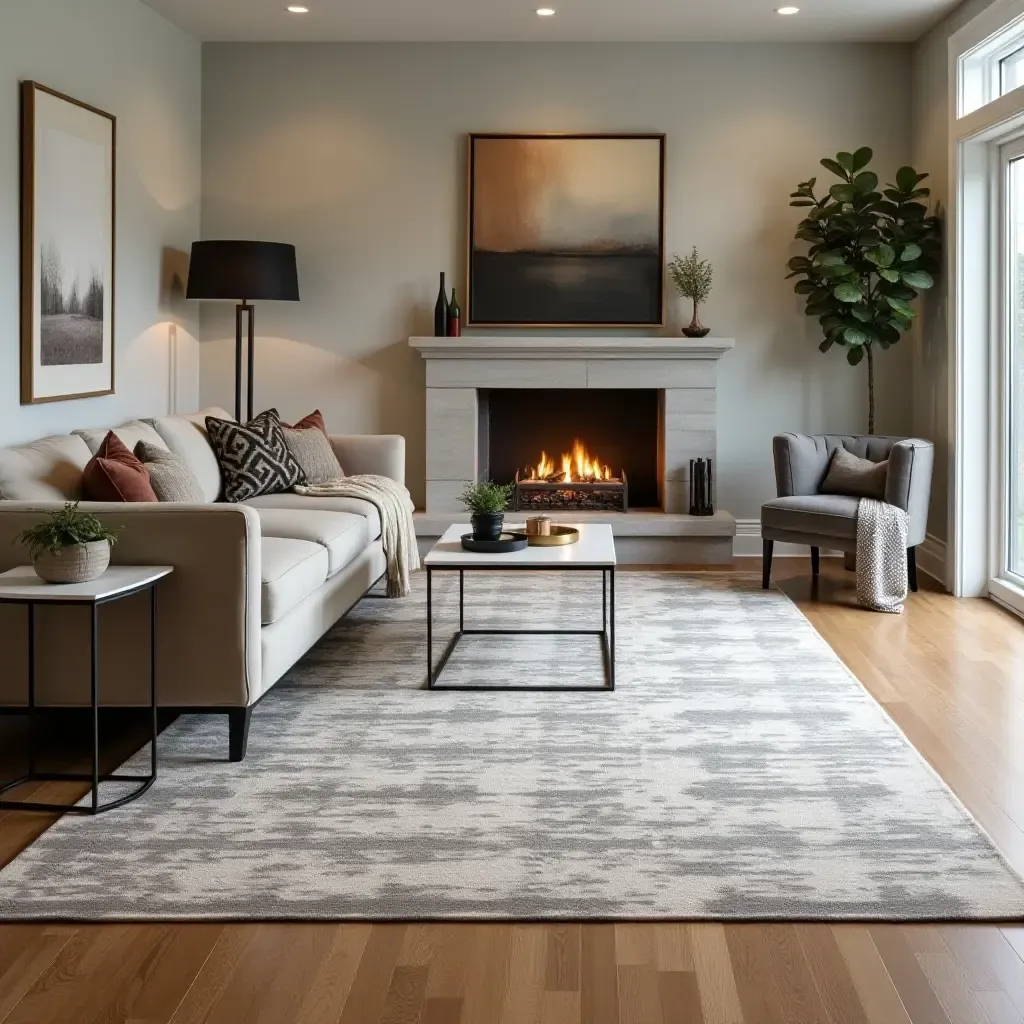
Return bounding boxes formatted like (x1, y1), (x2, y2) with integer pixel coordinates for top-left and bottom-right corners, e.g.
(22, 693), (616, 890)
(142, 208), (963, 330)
(466, 133), (665, 327)
(21, 81), (115, 404)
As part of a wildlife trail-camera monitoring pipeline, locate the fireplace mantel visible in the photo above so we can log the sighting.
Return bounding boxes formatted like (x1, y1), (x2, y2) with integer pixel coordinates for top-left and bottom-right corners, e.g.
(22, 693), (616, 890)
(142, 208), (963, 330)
(409, 336), (734, 361)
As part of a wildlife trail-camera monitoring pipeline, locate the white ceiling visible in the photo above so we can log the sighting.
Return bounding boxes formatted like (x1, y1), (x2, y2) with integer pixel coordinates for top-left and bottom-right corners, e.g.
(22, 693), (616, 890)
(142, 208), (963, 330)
(142, 0), (961, 44)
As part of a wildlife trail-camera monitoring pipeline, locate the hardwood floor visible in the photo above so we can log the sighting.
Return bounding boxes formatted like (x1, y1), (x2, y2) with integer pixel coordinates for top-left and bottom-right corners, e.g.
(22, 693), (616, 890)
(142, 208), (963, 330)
(1, 559), (1024, 1023)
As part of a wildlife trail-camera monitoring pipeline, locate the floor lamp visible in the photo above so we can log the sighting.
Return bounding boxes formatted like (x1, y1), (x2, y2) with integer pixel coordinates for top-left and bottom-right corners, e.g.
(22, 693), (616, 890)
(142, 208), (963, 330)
(186, 240), (300, 422)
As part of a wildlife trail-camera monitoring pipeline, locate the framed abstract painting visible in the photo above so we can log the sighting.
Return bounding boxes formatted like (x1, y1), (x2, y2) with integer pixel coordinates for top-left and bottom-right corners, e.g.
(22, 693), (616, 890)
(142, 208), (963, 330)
(466, 133), (665, 328)
(21, 81), (115, 404)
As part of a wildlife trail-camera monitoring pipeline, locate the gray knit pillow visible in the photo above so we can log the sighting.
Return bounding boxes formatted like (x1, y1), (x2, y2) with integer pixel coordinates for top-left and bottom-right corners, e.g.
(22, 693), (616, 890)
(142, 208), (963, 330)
(134, 440), (206, 503)
(821, 445), (888, 500)
(282, 426), (343, 485)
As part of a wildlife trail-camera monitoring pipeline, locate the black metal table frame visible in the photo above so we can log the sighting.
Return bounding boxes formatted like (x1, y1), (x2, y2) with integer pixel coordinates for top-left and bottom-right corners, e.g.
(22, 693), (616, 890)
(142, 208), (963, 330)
(426, 565), (615, 691)
(0, 580), (159, 815)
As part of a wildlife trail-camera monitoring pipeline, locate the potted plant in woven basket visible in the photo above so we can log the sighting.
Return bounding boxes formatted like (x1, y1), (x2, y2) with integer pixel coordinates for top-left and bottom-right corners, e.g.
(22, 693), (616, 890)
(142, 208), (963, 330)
(16, 502), (121, 584)
(459, 481), (514, 541)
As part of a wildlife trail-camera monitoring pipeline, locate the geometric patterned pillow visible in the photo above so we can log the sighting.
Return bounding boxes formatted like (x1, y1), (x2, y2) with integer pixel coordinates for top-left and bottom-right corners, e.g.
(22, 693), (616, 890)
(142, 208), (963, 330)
(204, 408), (305, 503)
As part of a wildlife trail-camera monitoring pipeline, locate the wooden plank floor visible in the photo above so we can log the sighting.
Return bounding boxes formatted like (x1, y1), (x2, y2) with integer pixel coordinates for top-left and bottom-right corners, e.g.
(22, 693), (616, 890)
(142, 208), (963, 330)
(1, 559), (1024, 1023)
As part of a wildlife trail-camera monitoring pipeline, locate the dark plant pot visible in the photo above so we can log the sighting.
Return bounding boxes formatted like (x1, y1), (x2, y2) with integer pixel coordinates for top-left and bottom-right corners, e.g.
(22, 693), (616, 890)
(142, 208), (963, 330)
(682, 300), (711, 338)
(471, 511), (504, 541)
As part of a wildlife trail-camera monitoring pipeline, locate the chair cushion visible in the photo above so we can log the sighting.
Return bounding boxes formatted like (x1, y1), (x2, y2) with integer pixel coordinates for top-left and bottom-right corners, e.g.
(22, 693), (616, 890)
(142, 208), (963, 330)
(761, 494), (859, 540)
(0, 434), (93, 500)
(147, 407), (234, 503)
(254, 508), (369, 576)
(244, 492), (382, 541)
(73, 420), (168, 456)
(821, 446), (888, 500)
(260, 537), (329, 625)
(206, 408), (305, 503)
(82, 432), (158, 503)
(134, 440), (206, 503)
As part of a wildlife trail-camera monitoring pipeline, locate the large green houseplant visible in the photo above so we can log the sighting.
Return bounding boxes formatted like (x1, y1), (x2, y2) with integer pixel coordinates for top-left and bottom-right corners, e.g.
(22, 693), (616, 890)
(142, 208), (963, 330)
(787, 148), (941, 433)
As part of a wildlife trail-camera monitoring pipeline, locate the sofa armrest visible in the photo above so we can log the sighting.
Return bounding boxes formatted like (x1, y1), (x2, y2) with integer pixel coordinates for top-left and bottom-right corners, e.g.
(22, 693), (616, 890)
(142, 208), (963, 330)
(0, 502), (262, 710)
(772, 434), (831, 497)
(330, 434), (405, 486)
(884, 439), (934, 547)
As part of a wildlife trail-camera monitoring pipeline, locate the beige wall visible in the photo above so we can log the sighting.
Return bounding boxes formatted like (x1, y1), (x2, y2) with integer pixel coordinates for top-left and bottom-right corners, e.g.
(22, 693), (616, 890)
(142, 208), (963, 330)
(201, 42), (913, 515)
(0, 0), (201, 447)
(911, 0), (1001, 542)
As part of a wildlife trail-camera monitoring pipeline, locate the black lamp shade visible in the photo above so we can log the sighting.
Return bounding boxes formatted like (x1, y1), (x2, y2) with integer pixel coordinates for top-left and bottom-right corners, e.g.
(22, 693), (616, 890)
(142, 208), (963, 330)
(186, 240), (299, 302)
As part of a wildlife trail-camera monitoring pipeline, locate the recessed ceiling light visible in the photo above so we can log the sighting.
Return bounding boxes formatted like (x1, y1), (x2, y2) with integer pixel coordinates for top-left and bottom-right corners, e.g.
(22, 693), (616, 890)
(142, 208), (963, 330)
(776, 5), (800, 13)
(287, 5), (309, 12)
(536, 7), (556, 16)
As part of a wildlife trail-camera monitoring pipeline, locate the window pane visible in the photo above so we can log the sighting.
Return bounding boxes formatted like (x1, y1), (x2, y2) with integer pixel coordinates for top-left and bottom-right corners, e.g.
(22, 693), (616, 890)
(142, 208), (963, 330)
(1002, 45), (1024, 95)
(1011, 158), (1024, 577)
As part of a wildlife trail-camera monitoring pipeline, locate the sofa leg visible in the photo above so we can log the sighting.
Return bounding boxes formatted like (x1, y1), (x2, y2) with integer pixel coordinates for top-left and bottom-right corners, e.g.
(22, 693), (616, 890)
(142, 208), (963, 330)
(907, 547), (918, 594)
(228, 708), (251, 762)
(762, 539), (774, 590)
(810, 546), (820, 577)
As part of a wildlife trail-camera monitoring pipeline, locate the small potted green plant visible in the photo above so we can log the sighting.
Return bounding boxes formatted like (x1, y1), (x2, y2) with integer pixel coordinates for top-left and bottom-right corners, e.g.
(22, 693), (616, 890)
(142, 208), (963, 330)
(16, 502), (121, 584)
(669, 246), (713, 337)
(459, 480), (514, 541)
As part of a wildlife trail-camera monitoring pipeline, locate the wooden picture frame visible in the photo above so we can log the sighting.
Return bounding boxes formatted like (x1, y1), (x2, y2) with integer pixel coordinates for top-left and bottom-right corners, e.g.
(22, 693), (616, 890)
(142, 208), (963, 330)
(21, 81), (116, 405)
(466, 133), (666, 328)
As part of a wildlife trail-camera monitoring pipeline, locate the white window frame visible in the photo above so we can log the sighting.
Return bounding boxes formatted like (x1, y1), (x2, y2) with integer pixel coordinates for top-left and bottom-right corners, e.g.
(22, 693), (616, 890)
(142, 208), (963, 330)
(949, 0), (1024, 617)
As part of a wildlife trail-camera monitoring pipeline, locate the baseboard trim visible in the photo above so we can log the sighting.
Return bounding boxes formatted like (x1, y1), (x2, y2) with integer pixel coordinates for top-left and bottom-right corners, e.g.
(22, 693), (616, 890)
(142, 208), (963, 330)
(733, 519), (840, 558)
(916, 533), (948, 587)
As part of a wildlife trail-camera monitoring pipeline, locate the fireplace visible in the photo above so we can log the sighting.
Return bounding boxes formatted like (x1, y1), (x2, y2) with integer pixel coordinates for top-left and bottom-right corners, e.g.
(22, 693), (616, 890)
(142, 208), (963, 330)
(479, 389), (660, 510)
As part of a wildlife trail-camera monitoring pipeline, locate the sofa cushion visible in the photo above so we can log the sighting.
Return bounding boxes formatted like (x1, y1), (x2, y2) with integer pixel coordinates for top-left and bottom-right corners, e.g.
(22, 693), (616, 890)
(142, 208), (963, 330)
(254, 508), (369, 576)
(282, 418), (343, 485)
(244, 491), (382, 541)
(0, 434), (92, 500)
(134, 440), (206, 503)
(261, 537), (329, 625)
(206, 408), (305, 503)
(82, 432), (158, 503)
(147, 407), (234, 503)
(74, 419), (168, 456)
(761, 494), (859, 540)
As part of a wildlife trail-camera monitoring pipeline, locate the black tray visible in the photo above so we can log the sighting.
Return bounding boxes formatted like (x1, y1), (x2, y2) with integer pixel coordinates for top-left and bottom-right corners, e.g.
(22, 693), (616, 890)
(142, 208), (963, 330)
(460, 532), (529, 553)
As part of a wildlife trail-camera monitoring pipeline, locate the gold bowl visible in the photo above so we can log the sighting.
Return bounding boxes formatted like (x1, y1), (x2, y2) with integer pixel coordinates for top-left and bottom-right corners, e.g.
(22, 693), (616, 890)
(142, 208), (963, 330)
(509, 525), (580, 546)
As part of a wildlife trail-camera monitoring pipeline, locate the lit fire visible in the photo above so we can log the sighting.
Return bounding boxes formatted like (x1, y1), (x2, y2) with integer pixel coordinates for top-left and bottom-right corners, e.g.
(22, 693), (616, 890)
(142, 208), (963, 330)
(527, 439), (615, 483)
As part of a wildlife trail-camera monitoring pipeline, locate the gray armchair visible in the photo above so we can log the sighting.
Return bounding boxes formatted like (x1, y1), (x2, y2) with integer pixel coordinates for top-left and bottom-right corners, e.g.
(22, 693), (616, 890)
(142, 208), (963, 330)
(760, 433), (934, 593)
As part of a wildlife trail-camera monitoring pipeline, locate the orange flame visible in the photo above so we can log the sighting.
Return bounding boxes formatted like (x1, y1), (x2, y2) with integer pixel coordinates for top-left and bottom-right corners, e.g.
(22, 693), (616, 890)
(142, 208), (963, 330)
(527, 439), (614, 483)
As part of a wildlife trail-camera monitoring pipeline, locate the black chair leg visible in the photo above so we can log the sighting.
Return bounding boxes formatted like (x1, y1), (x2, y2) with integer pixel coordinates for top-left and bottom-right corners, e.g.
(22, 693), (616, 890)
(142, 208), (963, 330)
(228, 707), (251, 762)
(810, 546), (820, 576)
(907, 546), (918, 593)
(762, 539), (774, 589)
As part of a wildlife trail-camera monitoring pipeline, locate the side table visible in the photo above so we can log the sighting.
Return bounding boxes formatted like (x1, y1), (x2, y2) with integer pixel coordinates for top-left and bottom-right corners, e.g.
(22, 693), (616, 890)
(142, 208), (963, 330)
(0, 565), (173, 815)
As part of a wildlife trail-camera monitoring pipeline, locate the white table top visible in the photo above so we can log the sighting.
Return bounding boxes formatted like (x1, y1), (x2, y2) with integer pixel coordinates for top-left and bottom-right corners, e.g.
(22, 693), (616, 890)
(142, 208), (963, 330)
(0, 565), (174, 602)
(425, 523), (616, 568)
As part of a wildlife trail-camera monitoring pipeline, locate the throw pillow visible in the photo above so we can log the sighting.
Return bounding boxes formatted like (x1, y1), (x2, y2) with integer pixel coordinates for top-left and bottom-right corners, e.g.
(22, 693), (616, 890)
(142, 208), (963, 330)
(82, 431), (158, 502)
(205, 408), (305, 503)
(280, 410), (343, 485)
(821, 445), (888, 500)
(133, 440), (206, 503)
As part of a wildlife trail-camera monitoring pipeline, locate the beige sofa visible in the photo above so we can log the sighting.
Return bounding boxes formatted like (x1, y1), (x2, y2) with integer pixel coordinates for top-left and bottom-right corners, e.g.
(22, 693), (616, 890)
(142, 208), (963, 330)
(0, 408), (405, 761)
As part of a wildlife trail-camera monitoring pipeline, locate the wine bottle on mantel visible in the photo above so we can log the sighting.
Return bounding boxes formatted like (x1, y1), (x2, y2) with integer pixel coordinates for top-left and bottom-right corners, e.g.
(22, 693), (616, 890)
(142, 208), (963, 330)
(447, 288), (462, 338)
(434, 272), (448, 337)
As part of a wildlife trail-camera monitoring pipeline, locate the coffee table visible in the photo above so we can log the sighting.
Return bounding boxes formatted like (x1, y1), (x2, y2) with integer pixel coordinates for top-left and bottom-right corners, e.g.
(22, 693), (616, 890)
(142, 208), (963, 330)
(423, 523), (616, 691)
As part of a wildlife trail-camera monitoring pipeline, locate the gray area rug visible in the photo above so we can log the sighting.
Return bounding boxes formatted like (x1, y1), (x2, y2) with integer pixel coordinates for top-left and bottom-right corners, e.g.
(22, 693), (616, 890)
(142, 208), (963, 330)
(2, 572), (1023, 921)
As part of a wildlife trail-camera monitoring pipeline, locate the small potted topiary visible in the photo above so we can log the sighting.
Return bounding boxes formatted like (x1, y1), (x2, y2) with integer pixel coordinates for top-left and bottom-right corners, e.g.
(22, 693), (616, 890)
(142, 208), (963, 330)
(16, 502), (121, 584)
(459, 480), (514, 541)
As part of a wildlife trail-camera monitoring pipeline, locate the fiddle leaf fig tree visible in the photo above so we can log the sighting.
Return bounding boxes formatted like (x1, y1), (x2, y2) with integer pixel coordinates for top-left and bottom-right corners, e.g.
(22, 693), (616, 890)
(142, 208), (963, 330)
(787, 148), (942, 433)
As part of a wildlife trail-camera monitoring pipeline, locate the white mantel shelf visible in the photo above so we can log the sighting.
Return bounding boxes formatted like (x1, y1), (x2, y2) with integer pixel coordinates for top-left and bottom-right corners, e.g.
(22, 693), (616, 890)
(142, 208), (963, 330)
(409, 336), (734, 360)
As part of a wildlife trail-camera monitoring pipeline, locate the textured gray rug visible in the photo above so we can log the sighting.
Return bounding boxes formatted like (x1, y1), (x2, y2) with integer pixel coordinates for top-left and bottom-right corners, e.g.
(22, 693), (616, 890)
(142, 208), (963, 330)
(2, 572), (1023, 921)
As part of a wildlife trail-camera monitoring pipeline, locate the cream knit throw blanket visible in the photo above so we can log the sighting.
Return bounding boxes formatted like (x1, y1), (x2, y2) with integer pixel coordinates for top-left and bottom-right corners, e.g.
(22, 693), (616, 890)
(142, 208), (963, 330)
(856, 497), (909, 614)
(293, 475), (420, 597)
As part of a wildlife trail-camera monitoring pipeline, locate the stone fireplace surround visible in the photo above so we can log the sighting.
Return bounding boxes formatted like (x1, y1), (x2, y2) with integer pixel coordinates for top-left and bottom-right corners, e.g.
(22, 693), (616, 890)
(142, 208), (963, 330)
(409, 336), (736, 564)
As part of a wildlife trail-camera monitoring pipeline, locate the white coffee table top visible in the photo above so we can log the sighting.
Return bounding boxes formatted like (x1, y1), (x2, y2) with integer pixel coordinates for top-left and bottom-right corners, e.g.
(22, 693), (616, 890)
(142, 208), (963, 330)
(0, 565), (174, 602)
(425, 523), (616, 568)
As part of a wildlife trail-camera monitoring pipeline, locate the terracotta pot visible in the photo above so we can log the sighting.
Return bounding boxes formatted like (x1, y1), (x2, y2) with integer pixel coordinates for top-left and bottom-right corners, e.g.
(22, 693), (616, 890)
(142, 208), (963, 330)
(33, 541), (110, 584)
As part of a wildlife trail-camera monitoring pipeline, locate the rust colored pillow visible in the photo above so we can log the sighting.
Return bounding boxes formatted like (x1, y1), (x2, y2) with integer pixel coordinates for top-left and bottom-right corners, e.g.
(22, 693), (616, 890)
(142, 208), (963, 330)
(82, 431), (158, 502)
(281, 409), (328, 435)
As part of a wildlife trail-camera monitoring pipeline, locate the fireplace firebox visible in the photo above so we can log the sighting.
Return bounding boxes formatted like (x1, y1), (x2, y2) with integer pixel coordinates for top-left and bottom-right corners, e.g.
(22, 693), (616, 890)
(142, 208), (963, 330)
(479, 389), (660, 511)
